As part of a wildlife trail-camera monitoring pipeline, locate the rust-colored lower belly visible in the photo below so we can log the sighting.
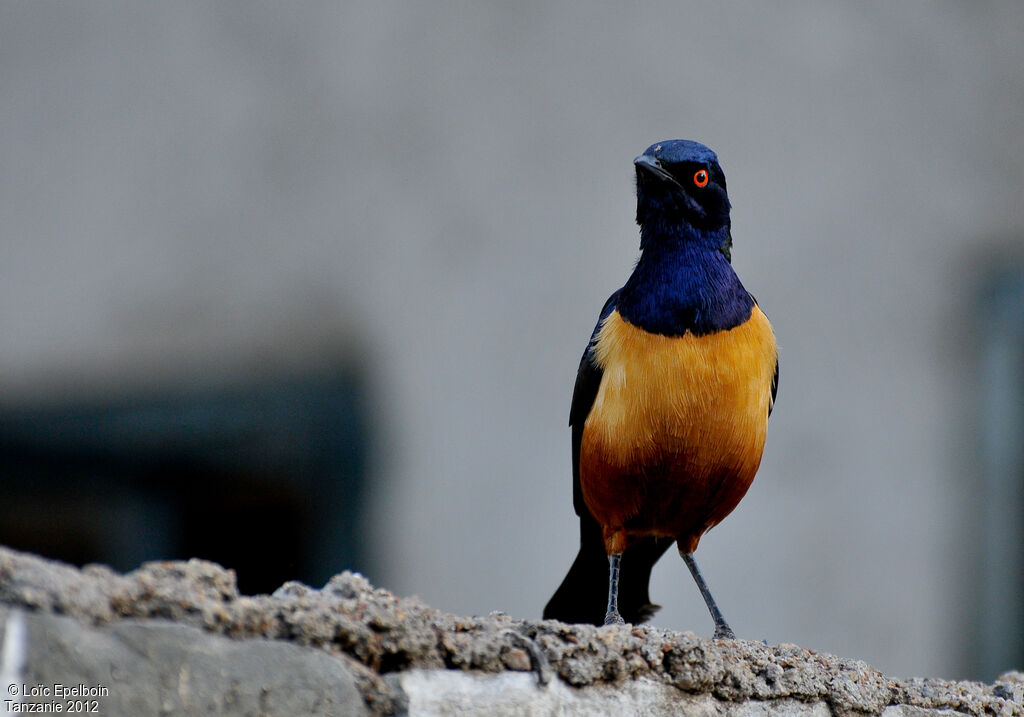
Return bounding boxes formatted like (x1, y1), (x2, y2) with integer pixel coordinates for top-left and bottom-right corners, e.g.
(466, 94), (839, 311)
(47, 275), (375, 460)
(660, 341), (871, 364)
(580, 446), (760, 554)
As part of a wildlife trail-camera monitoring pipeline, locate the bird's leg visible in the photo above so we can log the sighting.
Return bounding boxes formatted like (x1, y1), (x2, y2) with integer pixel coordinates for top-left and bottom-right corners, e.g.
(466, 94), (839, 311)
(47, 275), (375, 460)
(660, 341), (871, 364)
(682, 552), (735, 639)
(603, 553), (626, 625)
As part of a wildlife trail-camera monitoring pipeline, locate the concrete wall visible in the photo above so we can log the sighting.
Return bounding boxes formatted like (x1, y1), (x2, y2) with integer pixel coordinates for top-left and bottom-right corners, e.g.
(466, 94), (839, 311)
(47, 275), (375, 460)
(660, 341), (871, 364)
(1, 547), (1021, 716)
(2, 2), (1023, 681)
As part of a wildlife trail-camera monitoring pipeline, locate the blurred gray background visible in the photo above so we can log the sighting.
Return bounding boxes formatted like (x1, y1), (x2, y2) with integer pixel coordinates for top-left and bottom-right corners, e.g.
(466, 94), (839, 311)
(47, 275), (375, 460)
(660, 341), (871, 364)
(2, 2), (1022, 683)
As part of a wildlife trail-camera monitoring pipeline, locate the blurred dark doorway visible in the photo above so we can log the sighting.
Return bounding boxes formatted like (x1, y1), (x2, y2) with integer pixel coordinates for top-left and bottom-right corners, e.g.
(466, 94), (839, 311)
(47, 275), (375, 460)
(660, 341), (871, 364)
(973, 260), (1024, 680)
(0, 372), (370, 595)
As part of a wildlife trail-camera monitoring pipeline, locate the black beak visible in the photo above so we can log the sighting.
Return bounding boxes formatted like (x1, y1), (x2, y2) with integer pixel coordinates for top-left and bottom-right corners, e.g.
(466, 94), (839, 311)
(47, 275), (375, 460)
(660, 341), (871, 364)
(634, 154), (681, 188)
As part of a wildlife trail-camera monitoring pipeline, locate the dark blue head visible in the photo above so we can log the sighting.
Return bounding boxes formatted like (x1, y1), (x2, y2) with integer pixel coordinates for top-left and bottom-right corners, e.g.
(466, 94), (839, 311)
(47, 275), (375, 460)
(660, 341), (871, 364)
(615, 140), (751, 336)
(634, 140), (730, 235)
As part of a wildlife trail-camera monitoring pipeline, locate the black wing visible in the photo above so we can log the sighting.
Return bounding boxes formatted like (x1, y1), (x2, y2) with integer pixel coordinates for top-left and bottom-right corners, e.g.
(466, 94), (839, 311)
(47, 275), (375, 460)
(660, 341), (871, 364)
(567, 290), (619, 516)
(750, 295), (779, 418)
(544, 291), (673, 625)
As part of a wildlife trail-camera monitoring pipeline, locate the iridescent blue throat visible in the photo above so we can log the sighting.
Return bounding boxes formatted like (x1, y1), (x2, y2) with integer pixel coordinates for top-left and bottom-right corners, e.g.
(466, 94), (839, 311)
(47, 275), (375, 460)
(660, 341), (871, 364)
(616, 225), (753, 337)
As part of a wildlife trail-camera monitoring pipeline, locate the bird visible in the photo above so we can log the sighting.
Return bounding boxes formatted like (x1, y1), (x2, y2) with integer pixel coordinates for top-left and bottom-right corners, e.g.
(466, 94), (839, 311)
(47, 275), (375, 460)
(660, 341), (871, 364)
(543, 140), (778, 638)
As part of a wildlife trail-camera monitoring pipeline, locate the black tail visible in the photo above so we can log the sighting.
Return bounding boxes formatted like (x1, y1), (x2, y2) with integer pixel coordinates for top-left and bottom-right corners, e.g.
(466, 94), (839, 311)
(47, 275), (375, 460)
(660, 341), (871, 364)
(544, 514), (674, 625)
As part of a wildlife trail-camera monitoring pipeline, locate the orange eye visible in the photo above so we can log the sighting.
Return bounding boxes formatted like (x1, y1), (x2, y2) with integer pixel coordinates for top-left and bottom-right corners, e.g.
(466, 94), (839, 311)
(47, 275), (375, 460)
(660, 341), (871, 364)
(693, 169), (709, 187)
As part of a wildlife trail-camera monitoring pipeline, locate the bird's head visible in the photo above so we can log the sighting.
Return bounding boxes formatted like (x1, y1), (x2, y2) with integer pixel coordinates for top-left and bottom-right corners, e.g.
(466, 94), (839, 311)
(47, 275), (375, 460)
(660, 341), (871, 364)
(634, 140), (730, 235)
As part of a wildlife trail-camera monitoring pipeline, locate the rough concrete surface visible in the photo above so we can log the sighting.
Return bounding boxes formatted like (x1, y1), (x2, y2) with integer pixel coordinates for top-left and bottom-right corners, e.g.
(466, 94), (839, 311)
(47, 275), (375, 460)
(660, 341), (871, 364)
(0, 546), (1020, 716)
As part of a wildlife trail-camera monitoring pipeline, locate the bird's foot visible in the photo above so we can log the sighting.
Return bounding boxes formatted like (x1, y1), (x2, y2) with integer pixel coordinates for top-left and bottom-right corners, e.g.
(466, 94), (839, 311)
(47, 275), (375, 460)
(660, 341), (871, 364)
(603, 610), (626, 626)
(713, 624), (736, 640)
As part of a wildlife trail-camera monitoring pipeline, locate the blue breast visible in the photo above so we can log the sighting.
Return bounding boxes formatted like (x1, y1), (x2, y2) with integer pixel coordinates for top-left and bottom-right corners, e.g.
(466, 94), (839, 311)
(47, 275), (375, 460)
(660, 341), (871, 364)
(615, 229), (754, 337)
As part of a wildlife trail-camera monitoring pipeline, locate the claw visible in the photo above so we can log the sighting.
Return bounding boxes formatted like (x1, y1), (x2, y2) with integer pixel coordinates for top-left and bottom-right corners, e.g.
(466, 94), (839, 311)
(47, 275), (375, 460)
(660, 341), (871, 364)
(501, 629), (551, 687)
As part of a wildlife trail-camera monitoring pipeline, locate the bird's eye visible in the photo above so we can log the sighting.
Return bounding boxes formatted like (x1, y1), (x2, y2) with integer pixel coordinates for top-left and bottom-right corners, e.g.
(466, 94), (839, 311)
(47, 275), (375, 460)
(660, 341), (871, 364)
(693, 169), (709, 188)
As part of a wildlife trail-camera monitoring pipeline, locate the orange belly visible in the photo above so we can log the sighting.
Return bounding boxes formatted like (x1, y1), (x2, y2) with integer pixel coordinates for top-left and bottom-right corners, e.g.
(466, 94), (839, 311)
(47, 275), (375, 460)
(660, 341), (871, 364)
(579, 305), (777, 554)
